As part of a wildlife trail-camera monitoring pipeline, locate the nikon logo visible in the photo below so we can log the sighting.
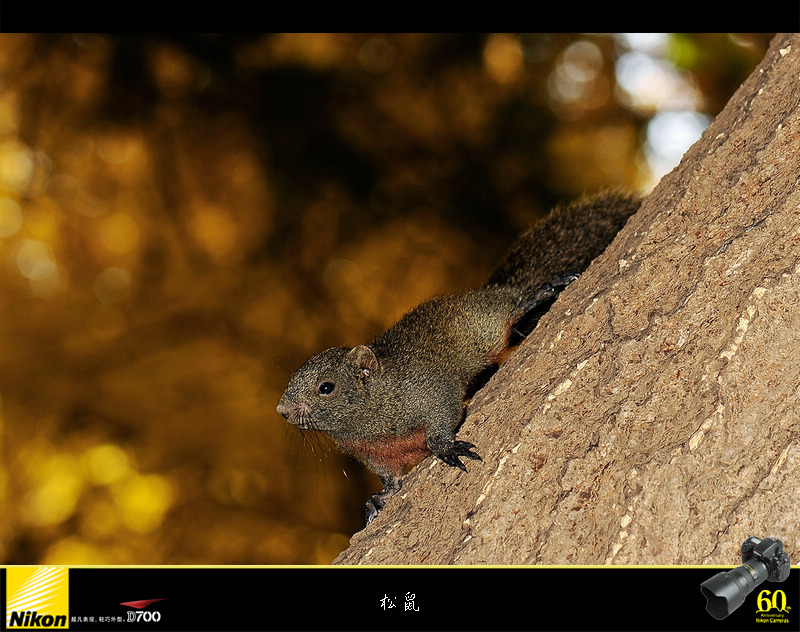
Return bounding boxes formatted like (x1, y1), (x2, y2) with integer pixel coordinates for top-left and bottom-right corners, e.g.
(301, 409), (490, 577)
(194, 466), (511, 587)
(6, 567), (69, 629)
(8, 611), (68, 628)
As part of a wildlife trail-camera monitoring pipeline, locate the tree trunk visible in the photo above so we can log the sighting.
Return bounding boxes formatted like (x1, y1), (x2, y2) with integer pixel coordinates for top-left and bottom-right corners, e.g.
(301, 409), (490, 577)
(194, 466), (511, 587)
(334, 33), (800, 565)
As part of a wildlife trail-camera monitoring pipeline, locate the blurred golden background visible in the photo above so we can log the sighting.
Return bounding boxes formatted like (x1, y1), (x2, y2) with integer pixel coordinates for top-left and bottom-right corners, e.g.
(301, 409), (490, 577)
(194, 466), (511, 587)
(0, 34), (772, 564)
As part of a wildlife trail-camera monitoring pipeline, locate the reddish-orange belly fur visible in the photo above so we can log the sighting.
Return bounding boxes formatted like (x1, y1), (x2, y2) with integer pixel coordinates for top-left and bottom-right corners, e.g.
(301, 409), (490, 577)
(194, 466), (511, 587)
(339, 427), (430, 477)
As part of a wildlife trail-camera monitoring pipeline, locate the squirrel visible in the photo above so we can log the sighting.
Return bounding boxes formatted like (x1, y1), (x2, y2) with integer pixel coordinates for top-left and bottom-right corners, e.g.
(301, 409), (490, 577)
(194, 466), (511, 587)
(277, 190), (641, 525)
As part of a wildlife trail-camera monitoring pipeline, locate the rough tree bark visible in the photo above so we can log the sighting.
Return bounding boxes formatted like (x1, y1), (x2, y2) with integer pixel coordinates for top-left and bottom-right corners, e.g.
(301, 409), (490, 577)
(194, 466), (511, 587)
(334, 33), (800, 565)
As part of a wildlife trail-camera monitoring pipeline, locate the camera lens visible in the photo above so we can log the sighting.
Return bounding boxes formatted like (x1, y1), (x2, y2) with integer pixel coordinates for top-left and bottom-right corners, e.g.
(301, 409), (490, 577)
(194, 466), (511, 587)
(701, 558), (769, 619)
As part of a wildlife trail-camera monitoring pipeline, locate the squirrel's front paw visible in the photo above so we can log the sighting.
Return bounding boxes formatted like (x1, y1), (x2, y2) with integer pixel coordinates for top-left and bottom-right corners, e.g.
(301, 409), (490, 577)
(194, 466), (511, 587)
(437, 440), (482, 472)
(551, 271), (580, 289)
(364, 498), (382, 524)
(363, 476), (402, 525)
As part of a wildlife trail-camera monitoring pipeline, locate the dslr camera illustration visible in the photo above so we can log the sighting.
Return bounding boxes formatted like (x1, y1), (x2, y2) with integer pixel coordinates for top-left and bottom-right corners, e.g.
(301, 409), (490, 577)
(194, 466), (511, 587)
(700, 535), (791, 619)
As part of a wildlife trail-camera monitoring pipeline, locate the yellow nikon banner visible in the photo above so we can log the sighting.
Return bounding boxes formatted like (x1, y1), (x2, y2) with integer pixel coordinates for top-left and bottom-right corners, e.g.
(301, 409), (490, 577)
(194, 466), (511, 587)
(6, 567), (68, 629)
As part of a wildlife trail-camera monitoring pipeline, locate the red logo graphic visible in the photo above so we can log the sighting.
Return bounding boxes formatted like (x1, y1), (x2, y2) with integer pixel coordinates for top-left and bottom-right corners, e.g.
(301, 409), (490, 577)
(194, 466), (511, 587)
(120, 599), (166, 609)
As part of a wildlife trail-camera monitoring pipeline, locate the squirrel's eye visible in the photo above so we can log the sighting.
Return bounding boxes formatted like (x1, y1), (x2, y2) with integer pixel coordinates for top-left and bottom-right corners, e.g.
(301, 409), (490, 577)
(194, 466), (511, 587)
(318, 382), (335, 396)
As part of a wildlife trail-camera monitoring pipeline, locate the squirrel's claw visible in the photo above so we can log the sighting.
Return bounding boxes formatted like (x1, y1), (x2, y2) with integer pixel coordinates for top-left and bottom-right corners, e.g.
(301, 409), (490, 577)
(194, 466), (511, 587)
(438, 440), (482, 471)
(552, 271), (580, 288)
(364, 498), (382, 524)
(363, 476), (402, 525)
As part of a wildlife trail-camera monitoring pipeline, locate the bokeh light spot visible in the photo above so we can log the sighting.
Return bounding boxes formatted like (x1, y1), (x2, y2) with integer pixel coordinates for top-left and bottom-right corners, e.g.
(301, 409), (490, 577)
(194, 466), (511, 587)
(43, 536), (114, 565)
(0, 140), (34, 192)
(80, 497), (122, 539)
(84, 443), (131, 485)
(93, 266), (133, 305)
(548, 40), (608, 114)
(99, 212), (140, 254)
(484, 34), (523, 85)
(96, 130), (142, 165)
(14, 238), (66, 295)
(190, 204), (239, 261)
(22, 454), (84, 527)
(113, 474), (174, 534)
(0, 197), (22, 237)
(359, 37), (396, 75)
(646, 110), (711, 181)
(16, 239), (57, 280)
(615, 50), (700, 113)
(323, 258), (363, 296)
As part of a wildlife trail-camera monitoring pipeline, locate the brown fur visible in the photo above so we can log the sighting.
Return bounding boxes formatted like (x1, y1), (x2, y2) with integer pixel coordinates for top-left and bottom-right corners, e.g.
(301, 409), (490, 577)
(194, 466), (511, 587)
(338, 427), (430, 478)
(277, 190), (642, 524)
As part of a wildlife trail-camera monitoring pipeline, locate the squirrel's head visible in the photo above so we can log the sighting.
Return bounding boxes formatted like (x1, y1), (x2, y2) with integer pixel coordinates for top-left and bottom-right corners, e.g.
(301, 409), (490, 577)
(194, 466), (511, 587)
(276, 345), (382, 434)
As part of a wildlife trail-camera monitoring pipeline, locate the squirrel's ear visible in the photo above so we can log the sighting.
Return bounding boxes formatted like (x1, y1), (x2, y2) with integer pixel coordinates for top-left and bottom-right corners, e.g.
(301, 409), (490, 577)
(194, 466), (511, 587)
(347, 345), (381, 379)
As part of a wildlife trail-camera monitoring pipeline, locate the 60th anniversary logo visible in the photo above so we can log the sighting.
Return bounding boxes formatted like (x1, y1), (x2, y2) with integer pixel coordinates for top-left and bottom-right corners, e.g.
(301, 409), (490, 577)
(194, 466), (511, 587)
(755, 588), (793, 624)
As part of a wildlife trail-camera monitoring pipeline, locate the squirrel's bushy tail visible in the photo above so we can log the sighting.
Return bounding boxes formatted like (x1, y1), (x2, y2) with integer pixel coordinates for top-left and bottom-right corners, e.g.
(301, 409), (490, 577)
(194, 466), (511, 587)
(485, 189), (641, 294)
